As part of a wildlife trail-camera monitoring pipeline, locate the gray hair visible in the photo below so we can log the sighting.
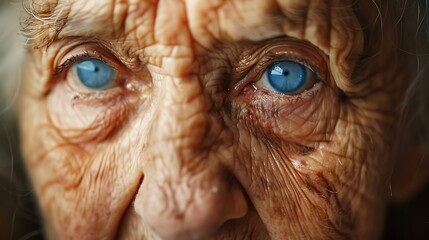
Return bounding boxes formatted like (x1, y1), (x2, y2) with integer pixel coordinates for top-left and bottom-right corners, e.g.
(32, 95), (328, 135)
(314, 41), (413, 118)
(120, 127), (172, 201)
(395, 0), (429, 149)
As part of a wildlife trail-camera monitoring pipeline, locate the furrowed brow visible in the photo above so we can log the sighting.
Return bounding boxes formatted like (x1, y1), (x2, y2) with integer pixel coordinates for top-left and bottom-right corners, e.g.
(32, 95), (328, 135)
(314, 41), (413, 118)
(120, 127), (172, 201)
(21, 0), (71, 49)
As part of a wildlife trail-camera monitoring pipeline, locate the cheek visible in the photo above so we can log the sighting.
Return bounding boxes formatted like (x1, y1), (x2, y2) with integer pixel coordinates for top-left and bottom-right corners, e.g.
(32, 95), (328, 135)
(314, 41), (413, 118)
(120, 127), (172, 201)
(238, 82), (340, 146)
(226, 83), (392, 238)
(22, 134), (143, 238)
(229, 126), (386, 239)
(20, 88), (146, 238)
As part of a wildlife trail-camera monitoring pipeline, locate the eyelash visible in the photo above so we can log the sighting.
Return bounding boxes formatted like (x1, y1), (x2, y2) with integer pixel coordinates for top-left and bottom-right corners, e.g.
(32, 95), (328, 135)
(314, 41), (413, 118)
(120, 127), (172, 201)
(54, 50), (110, 76)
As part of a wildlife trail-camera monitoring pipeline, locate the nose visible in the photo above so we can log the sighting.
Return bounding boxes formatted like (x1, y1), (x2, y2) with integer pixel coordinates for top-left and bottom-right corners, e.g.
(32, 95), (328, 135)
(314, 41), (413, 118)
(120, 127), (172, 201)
(135, 170), (248, 240)
(133, 79), (248, 240)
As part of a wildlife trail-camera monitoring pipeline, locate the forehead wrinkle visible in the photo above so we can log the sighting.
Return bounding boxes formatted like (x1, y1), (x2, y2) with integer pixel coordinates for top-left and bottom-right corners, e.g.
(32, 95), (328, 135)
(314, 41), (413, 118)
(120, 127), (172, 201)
(22, 0), (133, 49)
(59, 0), (128, 39)
(23, 0), (152, 51)
(189, 0), (361, 55)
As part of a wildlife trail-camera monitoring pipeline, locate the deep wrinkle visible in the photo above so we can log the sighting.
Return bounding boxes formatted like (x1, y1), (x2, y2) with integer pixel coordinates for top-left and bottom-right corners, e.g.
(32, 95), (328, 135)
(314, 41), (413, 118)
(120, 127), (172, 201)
(16, 0), (414, 239)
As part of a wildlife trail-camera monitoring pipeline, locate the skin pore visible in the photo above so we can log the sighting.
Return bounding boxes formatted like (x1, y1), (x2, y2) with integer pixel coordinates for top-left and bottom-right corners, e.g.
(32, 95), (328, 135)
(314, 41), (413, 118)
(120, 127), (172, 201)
(18, 0), (419, 239)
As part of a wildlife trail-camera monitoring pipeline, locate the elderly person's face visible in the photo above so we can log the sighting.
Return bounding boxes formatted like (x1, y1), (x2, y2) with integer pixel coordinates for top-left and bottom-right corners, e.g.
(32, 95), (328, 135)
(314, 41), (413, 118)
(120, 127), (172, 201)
(17, 0), (426, 239)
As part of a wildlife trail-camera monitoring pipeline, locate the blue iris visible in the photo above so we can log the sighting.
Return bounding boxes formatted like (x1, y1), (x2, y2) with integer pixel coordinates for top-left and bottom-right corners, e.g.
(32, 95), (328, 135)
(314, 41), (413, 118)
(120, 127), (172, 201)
(76, 58), (116, 89)
(266, 61), (307, 94)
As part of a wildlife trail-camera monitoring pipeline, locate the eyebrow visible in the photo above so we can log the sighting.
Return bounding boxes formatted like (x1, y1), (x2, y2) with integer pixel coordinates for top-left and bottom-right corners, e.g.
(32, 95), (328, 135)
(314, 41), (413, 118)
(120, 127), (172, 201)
(21, 0), (70, 49)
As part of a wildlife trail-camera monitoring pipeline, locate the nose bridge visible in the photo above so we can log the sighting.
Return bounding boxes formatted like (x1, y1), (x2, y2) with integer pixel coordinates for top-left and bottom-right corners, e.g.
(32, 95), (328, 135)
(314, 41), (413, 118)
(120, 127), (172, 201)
(134, 76), (248, 239)
(151, 76), (212, 172)
(151, 0), (209, 159)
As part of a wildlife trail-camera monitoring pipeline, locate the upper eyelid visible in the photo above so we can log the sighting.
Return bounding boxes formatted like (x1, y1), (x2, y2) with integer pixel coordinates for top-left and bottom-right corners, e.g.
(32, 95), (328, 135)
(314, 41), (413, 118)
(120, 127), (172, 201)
(50, 37), (144, 72)
(53, 44), (127, 78)
(234, 38), (328, 69)
(253, 53), (324, 81)
(54, 50), (105, 75)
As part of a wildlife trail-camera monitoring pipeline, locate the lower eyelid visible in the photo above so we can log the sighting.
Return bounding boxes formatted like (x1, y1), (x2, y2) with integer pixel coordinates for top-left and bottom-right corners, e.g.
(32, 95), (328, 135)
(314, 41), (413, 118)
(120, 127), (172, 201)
(255, 81), (322, 102)
(47, 84), (135, 144)
(64, 72), (125, 105)
(235, 82), (324, 139)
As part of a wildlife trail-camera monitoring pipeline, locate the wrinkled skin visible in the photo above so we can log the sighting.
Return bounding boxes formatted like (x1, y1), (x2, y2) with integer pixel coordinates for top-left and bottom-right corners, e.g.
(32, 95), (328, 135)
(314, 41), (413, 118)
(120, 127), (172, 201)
(18, 0), (420, 239)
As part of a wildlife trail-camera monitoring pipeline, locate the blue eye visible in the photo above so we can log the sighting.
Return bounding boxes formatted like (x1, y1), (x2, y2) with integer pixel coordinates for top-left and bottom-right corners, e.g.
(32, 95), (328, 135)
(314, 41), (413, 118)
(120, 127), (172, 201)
(259, 61), (316, 94)
(75, 58), (117, 90)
